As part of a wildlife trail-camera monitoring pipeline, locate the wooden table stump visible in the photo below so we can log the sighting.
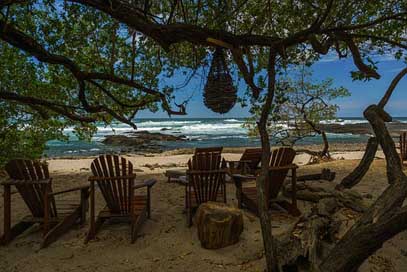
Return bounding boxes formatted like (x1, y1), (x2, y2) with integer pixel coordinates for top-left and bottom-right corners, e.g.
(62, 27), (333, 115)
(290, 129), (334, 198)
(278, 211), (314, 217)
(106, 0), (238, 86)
(194, 202), (244, 249)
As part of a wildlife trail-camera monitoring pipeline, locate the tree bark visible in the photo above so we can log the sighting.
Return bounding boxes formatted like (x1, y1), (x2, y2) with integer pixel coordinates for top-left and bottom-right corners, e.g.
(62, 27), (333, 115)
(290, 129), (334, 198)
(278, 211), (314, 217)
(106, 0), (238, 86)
(336, 137), (378, 190)
(318, 105), (407, 272)
(256, 49), (279, 272)
(194, 202), (244, 249)
(337, 68), (407, 190)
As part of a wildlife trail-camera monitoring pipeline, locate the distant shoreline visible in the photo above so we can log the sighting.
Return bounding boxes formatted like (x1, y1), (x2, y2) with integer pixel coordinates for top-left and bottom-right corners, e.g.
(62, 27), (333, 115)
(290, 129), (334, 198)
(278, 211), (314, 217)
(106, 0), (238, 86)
(45, 142), (373, 160)
(46, 117), (407, 158)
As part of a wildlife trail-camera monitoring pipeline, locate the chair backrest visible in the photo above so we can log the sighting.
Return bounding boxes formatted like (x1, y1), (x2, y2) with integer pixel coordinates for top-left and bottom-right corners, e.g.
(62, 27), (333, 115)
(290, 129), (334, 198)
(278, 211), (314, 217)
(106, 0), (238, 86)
(187, 152), (225, 205)
(400, 132), (407, 160)
(5, 159), (56, 218)
(240, 148), (263, 172)
(194, 147), (223, 156)
(267, 147), (296, 199)
(90, 155), (134, 214)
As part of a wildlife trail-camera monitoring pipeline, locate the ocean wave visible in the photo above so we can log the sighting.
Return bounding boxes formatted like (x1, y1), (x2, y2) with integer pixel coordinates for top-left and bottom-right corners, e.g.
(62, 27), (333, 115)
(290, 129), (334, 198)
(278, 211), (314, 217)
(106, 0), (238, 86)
(320, 119), (368, 125)
(137, 120), (202, 127)
(179, 124), (247, 135)
(224, 119), (242, 123)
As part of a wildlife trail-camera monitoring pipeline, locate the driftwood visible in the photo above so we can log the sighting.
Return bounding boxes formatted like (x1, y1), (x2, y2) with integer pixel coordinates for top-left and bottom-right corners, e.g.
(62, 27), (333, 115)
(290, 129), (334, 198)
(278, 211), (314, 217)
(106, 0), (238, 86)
(194, 202), (244, 249)
(297, 168), (336, 182)
(283, 183), (367, 212)
(336, 137), (378, 190)
(275, 198), (359, 271)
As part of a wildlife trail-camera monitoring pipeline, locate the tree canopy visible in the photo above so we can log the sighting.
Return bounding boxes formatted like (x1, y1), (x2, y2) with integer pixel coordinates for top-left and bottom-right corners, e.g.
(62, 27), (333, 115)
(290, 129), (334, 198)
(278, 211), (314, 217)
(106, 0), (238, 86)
(0, 1), (406, 127)
(1, 1), (407, 271)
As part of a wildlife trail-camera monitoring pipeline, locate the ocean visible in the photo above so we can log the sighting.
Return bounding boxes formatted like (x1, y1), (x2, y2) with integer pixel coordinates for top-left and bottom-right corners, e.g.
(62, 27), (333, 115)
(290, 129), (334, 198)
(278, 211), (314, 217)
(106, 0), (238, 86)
(44, 117), (407, 157)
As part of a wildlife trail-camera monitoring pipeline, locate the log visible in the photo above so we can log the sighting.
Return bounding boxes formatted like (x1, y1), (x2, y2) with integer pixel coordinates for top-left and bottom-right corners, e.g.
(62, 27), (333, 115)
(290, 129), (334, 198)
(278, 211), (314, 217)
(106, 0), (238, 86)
(275, 199), (361, 271)
(283, 183), (367, 212)
(297, 168), (336, 182)
(194, 202), (244, 249)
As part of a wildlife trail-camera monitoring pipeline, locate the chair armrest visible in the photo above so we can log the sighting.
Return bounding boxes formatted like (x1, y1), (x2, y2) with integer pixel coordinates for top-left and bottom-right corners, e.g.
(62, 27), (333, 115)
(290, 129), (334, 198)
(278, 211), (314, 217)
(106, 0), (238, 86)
(268, 164), (298, 171)
(50, 185), (90, 196)
(186, 169), (227, 175)
(88, 174), (137, 181)
(178, 176), (188, 185)
(133, 179), (157, 190)
(232, 174), (256, 180)
(227, 160), (251, 168)
(1, 178), (51, 185)
(232, 174), (256, 188)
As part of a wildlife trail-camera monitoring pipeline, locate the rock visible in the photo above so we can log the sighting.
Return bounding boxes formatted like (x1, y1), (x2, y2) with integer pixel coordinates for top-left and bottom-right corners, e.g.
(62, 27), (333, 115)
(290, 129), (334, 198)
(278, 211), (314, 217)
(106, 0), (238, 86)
(102, 135), (145, 146)
(102, 131), (186, 152)
(194, 202), (244, 249)
(126, 131), (186, 142)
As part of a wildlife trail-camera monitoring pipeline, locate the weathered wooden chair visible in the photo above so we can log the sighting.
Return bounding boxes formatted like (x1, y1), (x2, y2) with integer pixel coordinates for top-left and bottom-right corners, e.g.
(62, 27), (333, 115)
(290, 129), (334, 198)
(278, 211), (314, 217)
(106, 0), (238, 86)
(400, 132), (407, 165)
(227, 148), (262, 175)
(86, 155), (156, 243)
(233, 147), (300, 216)
(185, 152), (227, 226)
(1, 159), (89, 248)
(165, 147), (223, 183)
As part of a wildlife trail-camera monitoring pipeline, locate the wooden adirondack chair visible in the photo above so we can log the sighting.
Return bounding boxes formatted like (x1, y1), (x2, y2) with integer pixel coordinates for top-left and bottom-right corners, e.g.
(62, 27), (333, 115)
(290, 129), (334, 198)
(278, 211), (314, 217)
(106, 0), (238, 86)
(165, 147), (223, 183)
(185, 152), (227, 226)
(400, 132), (407, 165)
(1, 159), (89, 248)
(233, 147), (299, 216)
(86, 155), (156, 243)
(227, 148), (262, 175)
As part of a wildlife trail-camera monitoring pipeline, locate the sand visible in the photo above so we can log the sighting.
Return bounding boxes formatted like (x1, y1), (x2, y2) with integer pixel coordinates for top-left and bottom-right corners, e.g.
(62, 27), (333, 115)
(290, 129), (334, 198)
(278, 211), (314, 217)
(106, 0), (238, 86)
(0, 150), (406, 272)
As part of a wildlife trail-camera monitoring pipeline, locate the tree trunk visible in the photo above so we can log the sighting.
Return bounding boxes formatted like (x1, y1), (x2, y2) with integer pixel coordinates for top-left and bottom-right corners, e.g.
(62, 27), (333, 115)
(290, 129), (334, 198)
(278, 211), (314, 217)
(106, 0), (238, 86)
(256, 49), (280, 272)
(318, 105), (407, 272)
(336, 137), (378, 190)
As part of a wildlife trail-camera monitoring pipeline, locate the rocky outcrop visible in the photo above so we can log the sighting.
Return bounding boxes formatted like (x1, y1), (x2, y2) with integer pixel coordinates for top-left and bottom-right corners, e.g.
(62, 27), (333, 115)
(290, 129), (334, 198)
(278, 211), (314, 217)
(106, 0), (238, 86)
(102, 131), (187, 153)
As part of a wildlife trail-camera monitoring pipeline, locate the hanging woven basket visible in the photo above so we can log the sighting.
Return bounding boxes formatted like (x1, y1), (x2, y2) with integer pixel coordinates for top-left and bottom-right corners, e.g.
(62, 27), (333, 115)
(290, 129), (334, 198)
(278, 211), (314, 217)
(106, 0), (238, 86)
(203, 47), (237, 114)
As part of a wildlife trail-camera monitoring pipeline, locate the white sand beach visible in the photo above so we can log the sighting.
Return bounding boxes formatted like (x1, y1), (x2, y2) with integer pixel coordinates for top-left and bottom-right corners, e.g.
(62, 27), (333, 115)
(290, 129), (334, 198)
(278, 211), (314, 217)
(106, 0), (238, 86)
(1, 150), (405, 272)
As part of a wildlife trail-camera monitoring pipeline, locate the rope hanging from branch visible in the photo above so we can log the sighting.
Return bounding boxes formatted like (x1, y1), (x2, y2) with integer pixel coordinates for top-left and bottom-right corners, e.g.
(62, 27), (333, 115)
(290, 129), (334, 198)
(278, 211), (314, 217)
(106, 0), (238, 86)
(203, 47), (237, 114)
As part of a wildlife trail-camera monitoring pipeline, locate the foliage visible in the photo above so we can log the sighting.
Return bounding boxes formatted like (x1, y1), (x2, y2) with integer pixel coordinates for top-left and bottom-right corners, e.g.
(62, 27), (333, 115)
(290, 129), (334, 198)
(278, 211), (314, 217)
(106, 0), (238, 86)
(0, 2), (406, 270)
(244, 67), (350, 146)
(0, 43), (96, 165)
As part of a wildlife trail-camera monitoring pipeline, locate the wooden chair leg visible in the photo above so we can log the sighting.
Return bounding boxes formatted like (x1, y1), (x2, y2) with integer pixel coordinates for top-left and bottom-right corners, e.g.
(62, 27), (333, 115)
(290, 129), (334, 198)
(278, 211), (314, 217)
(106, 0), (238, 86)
(41, 208), (81, 248)
(147, 187), (151, 219)
(80, 188), (89, 225)
(237, 191), (242, 209)
(43, 184), (50, 237)
(186, 207), (192, 227)
(85, 216), (105, 244)
(87, 181), (95, 242)
(2, 185), (11, 245)
(131, 208), (147, 243)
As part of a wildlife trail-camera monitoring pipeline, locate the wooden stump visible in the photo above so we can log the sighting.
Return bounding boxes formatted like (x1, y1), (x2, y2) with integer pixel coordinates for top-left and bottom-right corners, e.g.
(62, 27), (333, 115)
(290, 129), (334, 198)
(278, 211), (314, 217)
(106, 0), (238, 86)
(194, 202), (243, 249)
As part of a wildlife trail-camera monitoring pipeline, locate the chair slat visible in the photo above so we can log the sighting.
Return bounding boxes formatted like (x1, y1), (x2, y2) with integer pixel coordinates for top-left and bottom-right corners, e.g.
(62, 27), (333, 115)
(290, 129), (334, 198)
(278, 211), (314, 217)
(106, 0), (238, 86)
(5, 160), (56, 218)
(90, 155), (135, 214)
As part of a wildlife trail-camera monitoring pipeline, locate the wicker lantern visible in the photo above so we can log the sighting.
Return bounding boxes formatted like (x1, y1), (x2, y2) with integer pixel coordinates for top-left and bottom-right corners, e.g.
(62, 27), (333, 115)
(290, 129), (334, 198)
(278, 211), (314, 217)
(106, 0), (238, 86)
(203, 47), (237, 114)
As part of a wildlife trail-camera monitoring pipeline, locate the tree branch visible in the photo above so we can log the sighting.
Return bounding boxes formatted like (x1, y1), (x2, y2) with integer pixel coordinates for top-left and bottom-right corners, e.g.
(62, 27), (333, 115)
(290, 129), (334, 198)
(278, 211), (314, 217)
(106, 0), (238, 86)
(0, 90), (97, 122)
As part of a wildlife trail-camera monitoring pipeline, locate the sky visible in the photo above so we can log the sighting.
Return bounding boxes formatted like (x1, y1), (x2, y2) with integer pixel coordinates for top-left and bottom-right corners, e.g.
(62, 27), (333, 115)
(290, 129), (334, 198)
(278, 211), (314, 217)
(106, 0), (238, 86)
(137, 54), (407, 119)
